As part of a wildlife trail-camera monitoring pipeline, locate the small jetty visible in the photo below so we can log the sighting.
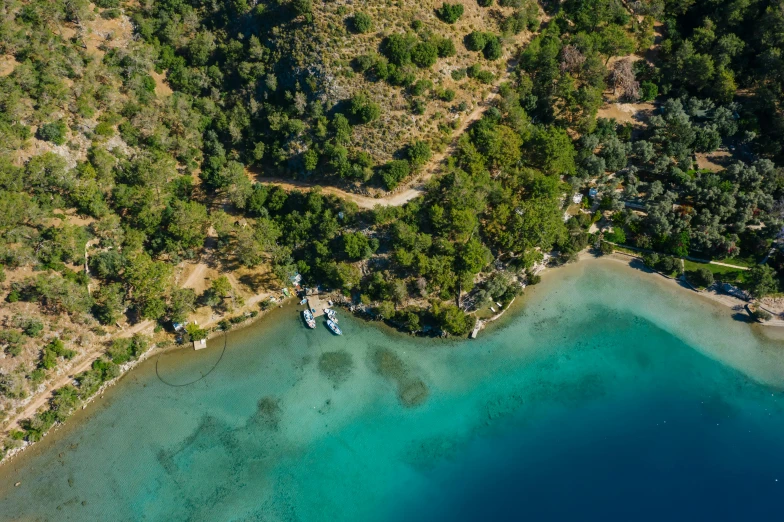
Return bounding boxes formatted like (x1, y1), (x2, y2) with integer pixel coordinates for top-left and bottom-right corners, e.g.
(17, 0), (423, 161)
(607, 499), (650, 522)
(470, 320), (483, 339)
(306, 294), (327, 318)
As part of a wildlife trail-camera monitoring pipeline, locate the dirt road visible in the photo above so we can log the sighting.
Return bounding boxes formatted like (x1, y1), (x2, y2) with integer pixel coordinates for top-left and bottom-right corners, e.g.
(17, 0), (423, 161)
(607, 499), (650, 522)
(4, 319), (154, 433)
(256, 51), (523, 208)
(254, 90), (498, 208)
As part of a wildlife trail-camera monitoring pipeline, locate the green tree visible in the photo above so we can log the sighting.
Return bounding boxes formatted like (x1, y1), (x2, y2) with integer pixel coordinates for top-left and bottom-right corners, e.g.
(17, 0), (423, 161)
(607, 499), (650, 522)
(343, 232), (378, 260)
(125, 253), (173, 320)
(162, 200), (209, 253)
(411, 42), (438, 68)
(381, 160), (411, 190)
(433, 302), (475, 336)
(466, 31), (489, 52)
(332, 113), (352, 144)
(407, 141), (432, 169)
(351, 12), (373, 33)
(330, 262), (362, 291)
(640, 81), (658, 101)
(483, 36), (502, 60)
(691, 267), (714, 287)
(211, 275), (233, 299)
(529, 127), (576, 175)
(185, 323), (209, 341)
(92, 283), (125, 325)
(169, 288), (197, 323)
(382, 33), (416, 65)
(598, 25), (635, 64)
(348, 93), (381, 124)
(746, 265), (777, 298)
(436, 3), (464, 23)
(37, 120), (68, 145)
(291, 0), (312, 16)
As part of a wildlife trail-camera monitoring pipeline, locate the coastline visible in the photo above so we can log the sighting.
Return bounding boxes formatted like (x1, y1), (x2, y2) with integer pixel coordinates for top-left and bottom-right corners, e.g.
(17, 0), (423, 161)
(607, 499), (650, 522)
(2, 251), (781, 468)
(3, 257), (784, 520)
(0, 295), (298, 467)
(600, 251), (784, 334)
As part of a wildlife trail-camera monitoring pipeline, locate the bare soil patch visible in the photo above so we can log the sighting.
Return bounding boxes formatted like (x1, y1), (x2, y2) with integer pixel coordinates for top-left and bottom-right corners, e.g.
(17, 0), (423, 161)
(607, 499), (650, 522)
(596, 101), (656, 127)
(0, 55), (18, 77)
(695, 150), (733, 172)
(150, 70), (173, 97)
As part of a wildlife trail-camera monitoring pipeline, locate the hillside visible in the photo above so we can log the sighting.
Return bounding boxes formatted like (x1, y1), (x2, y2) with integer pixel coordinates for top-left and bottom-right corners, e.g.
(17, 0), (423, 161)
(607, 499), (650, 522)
(3, 0), (784, 459)
(132, 0), (544, 193)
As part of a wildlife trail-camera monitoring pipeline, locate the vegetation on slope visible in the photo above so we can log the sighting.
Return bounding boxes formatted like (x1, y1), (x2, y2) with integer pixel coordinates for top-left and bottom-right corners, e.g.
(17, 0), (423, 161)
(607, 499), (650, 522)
(2, 0), (784, 455)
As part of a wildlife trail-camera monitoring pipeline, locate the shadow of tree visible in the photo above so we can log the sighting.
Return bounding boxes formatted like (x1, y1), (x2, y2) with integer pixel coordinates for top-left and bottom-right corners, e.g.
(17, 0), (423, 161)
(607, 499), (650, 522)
(238, 272), (278, 293)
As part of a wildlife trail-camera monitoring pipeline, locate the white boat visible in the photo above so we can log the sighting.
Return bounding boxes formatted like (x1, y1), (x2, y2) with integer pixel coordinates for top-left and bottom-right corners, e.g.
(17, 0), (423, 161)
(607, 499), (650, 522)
(326, 319), (342, 335)
(325, 308), (338, 323)
(302, 309), (316, 329)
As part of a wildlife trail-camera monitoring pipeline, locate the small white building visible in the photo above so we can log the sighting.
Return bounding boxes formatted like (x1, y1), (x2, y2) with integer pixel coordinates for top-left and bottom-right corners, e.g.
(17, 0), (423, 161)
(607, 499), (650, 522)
(193, 338), (207, 350)
(572, 193), (584, 204)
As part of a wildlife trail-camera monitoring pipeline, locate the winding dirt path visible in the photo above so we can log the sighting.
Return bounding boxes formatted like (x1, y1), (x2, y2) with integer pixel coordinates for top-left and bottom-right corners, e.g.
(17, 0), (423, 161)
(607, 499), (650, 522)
(255, 90), (498, 209)
(4, 320), (154, 433)
(256, 49), (525, 208)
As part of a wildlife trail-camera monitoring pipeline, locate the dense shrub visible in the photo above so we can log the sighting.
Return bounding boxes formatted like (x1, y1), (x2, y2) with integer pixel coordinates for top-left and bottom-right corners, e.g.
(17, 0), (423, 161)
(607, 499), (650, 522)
(382, 33), (416, 65)
(465, 31), (489, 52)
(436, 3), (464, 23)
(411, 42), (438, 68)
(410, 79), (433, 96)
(467, 64), (494, 83)
(39, 339), (76, 370)
(348, 93), (381, 123)
(381, 160), (411, 190)
(37, 121), (67, 145)
(483, 36), (502, 60)
(690, 267), (714, 287)
(436, 38), (457, 58)
(351, 12), (373, 33)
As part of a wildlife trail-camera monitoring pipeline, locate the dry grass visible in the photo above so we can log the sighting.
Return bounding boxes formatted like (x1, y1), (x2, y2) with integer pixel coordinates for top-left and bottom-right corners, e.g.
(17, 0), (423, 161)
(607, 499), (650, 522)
(0, 54), (18, 77)
(596, 100), (656, 126)
(149, 70), (173, 97)
(695, 150), (733, 172)
(301, 0), (543, 165)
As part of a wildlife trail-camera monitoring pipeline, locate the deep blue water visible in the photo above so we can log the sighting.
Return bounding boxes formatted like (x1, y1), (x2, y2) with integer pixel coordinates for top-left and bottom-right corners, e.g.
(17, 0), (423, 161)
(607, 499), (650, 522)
(403, 394), (784, 521)
(396, 321), (784, 522)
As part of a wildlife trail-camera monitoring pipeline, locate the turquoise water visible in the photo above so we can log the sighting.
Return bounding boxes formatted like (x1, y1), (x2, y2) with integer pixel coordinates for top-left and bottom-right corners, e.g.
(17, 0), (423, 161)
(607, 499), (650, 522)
(2, 259), (784, 520)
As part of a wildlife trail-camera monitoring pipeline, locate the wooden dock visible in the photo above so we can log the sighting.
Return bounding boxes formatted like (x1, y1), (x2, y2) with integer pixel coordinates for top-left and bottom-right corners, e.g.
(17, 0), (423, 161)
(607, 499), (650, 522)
(306, 294), (327, 317)
(470, 320), (483, 339)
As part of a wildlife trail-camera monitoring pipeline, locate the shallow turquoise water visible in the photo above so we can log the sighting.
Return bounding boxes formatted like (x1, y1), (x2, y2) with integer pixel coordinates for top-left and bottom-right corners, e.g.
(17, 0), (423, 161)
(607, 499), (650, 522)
(2, 259), (784, 521)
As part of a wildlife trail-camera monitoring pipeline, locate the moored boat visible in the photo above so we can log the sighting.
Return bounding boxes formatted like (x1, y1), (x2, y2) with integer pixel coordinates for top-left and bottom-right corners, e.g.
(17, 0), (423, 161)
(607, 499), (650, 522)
(326, 319), (342, 335)
(325, 308), (338, 323)
(302, 309), (316, 329)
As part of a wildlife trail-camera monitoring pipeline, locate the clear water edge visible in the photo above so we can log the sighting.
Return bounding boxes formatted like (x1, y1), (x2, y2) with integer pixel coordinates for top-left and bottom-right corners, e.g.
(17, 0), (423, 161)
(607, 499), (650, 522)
(1, 257), (783, 521)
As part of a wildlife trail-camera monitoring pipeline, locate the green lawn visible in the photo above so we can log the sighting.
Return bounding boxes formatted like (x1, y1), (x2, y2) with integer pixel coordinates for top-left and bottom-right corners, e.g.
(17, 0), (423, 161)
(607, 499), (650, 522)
(712, 256), (759, 268)
(683, 259), (747, 286)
